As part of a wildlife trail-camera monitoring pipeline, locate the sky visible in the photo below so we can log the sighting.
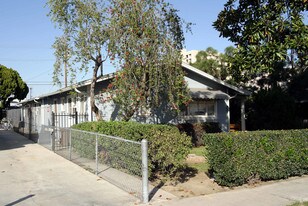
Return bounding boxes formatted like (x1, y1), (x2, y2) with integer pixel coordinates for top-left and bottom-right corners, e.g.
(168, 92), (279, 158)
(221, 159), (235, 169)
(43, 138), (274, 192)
(0, 0), (233, 98)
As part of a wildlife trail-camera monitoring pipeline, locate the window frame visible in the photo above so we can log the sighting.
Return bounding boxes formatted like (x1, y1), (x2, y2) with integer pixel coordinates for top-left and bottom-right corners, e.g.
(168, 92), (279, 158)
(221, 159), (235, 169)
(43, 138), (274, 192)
(185, 99), (217, 118)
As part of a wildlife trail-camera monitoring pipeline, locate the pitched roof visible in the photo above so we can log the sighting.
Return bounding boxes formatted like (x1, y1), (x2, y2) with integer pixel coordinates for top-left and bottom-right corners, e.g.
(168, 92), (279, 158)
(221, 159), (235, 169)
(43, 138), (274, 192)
(22, 63), (250, 104)
(22, 73), (115, 104)
(182, 63), (251, 96)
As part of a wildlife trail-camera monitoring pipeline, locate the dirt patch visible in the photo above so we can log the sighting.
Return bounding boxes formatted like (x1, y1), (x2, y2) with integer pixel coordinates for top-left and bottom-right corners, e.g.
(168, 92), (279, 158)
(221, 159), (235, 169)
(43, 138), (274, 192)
(154, 170), (308, 199)
(150, 153), (230, 198)
(161, 172), (230, 198)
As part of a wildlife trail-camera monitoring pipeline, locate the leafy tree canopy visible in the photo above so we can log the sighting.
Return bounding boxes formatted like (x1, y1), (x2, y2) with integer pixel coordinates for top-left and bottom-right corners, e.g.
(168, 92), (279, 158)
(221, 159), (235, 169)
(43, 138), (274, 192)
(47, 0), (109, 119)
(0, 65), (29, 108)
(246, 87), (299, 130)
(191, 46), (235, 81)
(104, 0), (191, 121)
(214, 0), (308, 86)
(48, 0), (191, 121)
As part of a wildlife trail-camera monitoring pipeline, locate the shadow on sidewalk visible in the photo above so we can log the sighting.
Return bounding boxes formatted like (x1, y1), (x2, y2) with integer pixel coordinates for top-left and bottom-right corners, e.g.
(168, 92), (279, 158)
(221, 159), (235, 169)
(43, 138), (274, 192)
(5, 194), (35, 206)
(0, 130), (34, 151)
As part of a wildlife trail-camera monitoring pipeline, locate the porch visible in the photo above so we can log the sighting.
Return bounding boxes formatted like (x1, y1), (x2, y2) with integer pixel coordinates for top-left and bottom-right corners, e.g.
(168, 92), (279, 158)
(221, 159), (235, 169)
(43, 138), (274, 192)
(180, 88), (247, 132)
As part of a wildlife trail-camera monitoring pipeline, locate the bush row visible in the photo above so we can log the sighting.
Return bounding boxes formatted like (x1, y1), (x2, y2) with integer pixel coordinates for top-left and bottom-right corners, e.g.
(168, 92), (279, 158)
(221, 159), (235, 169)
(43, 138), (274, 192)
(72, 121), (191, 178)
(177, 122), (221, 146)
(204, 129), (308, 186)
(70, 129), (142, 177)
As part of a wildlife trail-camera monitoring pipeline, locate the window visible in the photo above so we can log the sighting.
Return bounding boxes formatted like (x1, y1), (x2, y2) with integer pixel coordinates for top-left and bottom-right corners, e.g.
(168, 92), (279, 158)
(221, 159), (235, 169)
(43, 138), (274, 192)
(186, 100), (216, 117)
(68, 97), (76, 114)
(207, 104), (215, 116)
(61, 98), (66, 113)
(53, 100), (58, 113)
(79, 96), (85, 114)
(68, 98), (72, 113)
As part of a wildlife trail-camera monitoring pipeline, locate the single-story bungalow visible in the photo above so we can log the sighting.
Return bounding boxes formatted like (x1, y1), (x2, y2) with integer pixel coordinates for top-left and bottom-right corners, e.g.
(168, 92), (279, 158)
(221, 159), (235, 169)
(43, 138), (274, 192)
(19, 63), (251, 132)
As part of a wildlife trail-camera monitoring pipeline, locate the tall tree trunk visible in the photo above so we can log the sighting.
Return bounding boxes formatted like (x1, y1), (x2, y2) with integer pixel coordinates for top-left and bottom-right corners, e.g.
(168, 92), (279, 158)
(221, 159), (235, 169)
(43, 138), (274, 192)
(90, 56), (102, 121)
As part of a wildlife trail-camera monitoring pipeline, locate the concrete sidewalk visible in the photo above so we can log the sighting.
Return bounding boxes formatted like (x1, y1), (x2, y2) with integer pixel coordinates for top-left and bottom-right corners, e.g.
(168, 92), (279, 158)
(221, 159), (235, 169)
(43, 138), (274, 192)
(151, 175), (308, 206)
(0, 130), (140, 206)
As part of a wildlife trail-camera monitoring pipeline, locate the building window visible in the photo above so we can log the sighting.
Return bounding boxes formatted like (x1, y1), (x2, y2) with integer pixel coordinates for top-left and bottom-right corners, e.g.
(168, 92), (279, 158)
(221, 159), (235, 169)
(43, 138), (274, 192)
(68, 97), (76, 114)
(61, 97), (66, 113)
(186, 100), (216, 117)
(53, 100), (58, 113)
(79, 96), (85, 114)
(68, 98), (73, 114)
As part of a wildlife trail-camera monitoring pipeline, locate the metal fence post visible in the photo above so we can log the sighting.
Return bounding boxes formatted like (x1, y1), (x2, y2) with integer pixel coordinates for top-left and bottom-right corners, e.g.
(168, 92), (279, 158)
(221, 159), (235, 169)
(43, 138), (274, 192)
(51, 128), (55, 152)
(28, 108), (32, 140)
(95, 134), (98, 175)
(141, 139), (149, 203)
(69, 128), (72, 160)
(75, 111), (78, 125)
(51, 112), (55, 152)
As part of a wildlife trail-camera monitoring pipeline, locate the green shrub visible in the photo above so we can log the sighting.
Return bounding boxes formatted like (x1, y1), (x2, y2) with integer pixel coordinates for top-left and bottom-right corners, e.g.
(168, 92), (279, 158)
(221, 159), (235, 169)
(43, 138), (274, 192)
(204, 129), (308, 186)
(177, 122), (221, 146)
(71, 130), (96, 159)
(72, 121), (192, 178)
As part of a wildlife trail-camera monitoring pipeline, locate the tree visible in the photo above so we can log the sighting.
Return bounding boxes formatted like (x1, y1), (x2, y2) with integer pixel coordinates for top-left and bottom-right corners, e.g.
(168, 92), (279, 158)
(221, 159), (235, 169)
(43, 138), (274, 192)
(246, 87), (299, 130)
(191, 46), (235, 80)
(191, 47), (220, 78)
(213, 0), (308, 86)
(104, 0), (191, 121)
(47, 0), (109, 120)
(288, 68), (308, 125)
(0, 65), (29, 109)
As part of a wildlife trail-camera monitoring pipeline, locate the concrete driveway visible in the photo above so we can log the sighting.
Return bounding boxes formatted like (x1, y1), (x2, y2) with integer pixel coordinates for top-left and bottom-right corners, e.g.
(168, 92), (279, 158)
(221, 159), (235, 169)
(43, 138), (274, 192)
(0, 130), (139, 206)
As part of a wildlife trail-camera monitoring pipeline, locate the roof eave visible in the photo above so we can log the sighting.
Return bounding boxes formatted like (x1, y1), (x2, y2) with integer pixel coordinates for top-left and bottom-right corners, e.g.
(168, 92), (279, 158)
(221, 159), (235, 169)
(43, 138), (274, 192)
(182, 62), (251, 96)
(21, 73), (115, 104)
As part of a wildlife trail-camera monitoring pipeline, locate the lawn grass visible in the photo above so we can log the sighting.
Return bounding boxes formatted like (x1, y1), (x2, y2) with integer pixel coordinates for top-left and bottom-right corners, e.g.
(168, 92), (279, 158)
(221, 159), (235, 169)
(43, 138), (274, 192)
(190, 146), (205, 157)
(288, 202), (308, 206)
(187, 162), (209, 173)
(187, 146), (209, 173)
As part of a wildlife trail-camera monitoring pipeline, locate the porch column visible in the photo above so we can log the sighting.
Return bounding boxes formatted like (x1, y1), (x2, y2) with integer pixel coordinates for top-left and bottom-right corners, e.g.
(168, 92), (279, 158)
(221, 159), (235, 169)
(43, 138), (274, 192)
(226, 99), (230, 132)
(240, 98), (246, 131)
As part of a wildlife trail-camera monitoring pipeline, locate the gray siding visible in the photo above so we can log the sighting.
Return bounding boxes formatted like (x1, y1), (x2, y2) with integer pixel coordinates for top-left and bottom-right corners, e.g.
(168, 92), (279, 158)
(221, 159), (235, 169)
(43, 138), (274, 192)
(185, 76), (209, 89)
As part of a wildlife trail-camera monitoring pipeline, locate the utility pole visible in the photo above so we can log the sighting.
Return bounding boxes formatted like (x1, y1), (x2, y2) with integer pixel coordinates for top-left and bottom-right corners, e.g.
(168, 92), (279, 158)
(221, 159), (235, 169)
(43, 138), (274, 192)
(29, 87), (32, 99)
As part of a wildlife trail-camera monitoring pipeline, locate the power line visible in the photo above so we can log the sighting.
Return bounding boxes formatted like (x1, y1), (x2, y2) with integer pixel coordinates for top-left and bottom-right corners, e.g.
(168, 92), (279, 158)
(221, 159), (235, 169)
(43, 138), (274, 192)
(26, 68), (54, 82)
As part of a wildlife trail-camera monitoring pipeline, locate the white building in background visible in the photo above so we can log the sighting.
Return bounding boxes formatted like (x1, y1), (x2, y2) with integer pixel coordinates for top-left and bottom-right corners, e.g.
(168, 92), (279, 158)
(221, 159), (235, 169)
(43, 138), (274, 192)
(181, 49), (199, 64)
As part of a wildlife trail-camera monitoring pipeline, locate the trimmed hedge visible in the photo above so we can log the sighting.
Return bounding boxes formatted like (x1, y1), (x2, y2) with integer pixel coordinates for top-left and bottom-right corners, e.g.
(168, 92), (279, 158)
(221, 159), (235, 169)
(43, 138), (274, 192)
(72, 121), (191, 178)
(204, 129), (308, 186)
(177, 122), (221, 146)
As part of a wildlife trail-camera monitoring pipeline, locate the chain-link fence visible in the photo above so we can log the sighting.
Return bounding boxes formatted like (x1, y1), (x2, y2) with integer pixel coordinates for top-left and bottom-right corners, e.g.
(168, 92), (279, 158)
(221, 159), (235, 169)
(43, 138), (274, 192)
(36, 125), (149, 203)
(6, 108), (149, 203)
